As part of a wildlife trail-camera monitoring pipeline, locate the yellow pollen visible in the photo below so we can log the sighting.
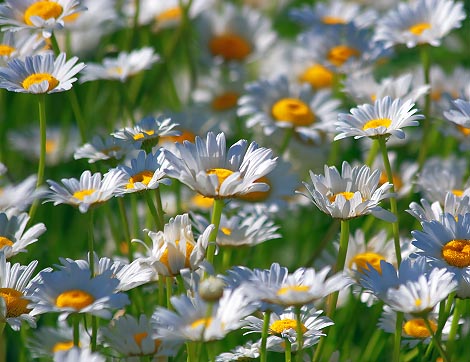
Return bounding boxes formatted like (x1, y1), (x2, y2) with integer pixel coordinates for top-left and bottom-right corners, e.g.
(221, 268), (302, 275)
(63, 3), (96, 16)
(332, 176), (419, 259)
(349, 252), (386, 273)
(207, 168), (234, 188)
(62, 12), (80, 23)
(431, 90), (442, 102)
(191, 194), (214, 209)
(329, 191), (356, 203)
(0, 236), (14, 249)
(277, 285), (309, 295)
(0, 288), (30, 318)
(190, 317), (212, 329)
(24, 1), (63, 26)
(457, 125), (470, 137)
(209, 33), (252, 61)
(322, 16), (346, 25)
(270, 318), (308, 335)
(327, 45), (360, 67)
(159, 240), (194, 270)
(408, 22), (431, 36)
(221, 227), (232, 235)
(156, 7), (182, 23)
(132, 332), (161, 354)
(362, 118), (392, 131)
(403, 318), (437, 338)
(72, 189), (95, 201)
(45, 139), (57, 154)
(133, 130), (155, 140)
(0, 44), (15, 57)
(379, 172), (403, 190)
(451, 189), (464, 197)
(271, 98), (315, 127)
(442, 239), (470, 267)
(299, 64), (334, 89)
(55, 289), (95, 310)
(415, 298), (422, 307)
(52, 341), (75, 353)
(159, 130), (196, 144)
(238, 176), (271, 202)
(22, 73), (59, 92)
(211, 91), (240, 111)
(126, 170), (154, 189)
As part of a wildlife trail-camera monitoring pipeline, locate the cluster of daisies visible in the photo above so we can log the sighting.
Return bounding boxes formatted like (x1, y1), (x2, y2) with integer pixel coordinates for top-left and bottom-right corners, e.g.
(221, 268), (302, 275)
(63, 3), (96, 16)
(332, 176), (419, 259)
(1, 0), (470, 361)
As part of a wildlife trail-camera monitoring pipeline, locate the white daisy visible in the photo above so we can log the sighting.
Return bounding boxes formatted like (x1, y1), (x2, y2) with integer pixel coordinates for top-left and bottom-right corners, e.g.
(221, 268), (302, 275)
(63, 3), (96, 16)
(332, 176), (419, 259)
(0, 30), (47, 65)
(0, 0), (86, 38)
(298, 161), (396, 221)
(0, 174), (42, 214)
(0, 52), (85, 94)
(53, 347), (105, 362)
(0, 211), (45, 259)
(444, 98), (470, 127)
(74, 134), (133, 164)
(216, 340), (260, 362)
(80, 47), (160, 83)
(407, 193), (470, 223)
(44, 169), (127, 213)
(162, 132), (277, 199)
(374, 0), (466, 48)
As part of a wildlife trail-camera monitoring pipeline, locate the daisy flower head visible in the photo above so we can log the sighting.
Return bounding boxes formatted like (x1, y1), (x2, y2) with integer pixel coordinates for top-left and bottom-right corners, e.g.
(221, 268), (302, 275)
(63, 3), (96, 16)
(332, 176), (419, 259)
(74, 134), (133, 164)
(216, 340), (260, 362)
(0, 0), (87, 38)
(444, 98), (470, 127)
(80, 47), (160, 83)
(28, 259), (130, 321)
(335, 96), (423, 141)
(0, 174), (42, 214)
(53, 347), (105, 362)
(44, 169), (127, 213)
(299, 161), (396, 221)
(162, 132), (277, 199)
(407, 192), (470, 223)
(0, 30), (47, 65)
(0, 211), (46, 259)
(0, 52), (85, 94)
(374, 0), (466, 48)
(238, 75), (341, 142)
(135, 213), (214, 277)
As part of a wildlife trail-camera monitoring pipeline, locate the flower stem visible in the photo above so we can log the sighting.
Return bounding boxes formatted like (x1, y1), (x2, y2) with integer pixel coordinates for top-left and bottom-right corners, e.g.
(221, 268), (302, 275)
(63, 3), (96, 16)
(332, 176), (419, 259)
(260, 310), (271, 362)
(88, 209), (95, 277)
(154, 188), (165, 230)
(425, 317), (450, 362)
(446, 297), (461, 356)
(166, 276), (173, 310)
(377, 136), (401, 265)
(417, 44), (432, 168)
(285, 338), (292, 362)
(295, 306), (304, 362)
(117, 197), (132, 262)
(206, 199), (224, 265)
(72, 314), (80, 347)
(145, 191), (163, 231)
(393, 312), (403, 362)
(278, 127), (294, 157)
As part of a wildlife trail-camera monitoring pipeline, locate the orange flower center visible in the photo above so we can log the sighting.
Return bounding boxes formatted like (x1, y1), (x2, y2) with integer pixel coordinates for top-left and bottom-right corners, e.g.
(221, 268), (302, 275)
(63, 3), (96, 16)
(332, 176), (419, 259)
(52, 341), (75, 353)
(272, 98), (315, 126)
(408, 22), (431, 36)
(442, 239), (470, 267)
(191, 194), (214, 209)
(209, 34), (251, 61)
(322, 16), (346, 25)
(403, 318), (436, 338)
(159, 129), (196, 144)
(211, 91), (240, 111)
(0, 288), (30, 317)
(156, 7), (182, 23)
(270, 318), (307, 335)
(133, 130), (155, 140)
(207, 168), (234, 189)
(349, 252), (386, 273)
(22, 73), (59, 92)
(126, 170), (154, 189)
(24, 1), (63, 26)
(329, 191), (356, 202)
(299, 64), (334, 89)
(277, 285), (309, 295)
(55, 289), (95, 310)
(72, 189), (96, 201)
(327, 45), (360, 67)
(190, 317), (213, 329)
(379, 172), (403, 190)
(237, 176), (271, 202)
(362, 118), (392, 131)
(0, 236), (14, 249)
(159, 240), (195, 270)
(0, 44), (15, 57)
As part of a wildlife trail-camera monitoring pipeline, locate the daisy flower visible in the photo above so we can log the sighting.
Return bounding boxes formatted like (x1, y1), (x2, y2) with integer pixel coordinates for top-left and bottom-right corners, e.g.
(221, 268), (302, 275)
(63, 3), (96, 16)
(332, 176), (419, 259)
(444, 98), (470, 127)
(0, 30), (47, 65)
(162, 132), (277, 199)
(53, 347), (105, 362)
(238, 75), (341, 142)
(74, 134), (133, 164)
(407, 193), (470, 223)
(335, 96), (423, 141)
(28, 259), (130, 321)
(135, 213), (214, 277)
(0, 174), (42, 214)
(0, 211), (46, 259)
(0, 0), (86, 38)
(216, 340), (260, 362)
(0, 253), (38, 330)
(374, 0), (466, 48)
(0, 52), (85, 94)
(298, 161), (396, 221)
(80, 47), (160, 83)
(44, 169), (127, 213)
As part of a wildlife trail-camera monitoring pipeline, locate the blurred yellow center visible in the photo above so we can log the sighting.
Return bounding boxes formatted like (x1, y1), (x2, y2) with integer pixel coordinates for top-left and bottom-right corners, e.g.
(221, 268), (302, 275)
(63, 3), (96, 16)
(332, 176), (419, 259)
(403, 318), (436, 338)
(46, 139), (57, 154)
(133, 332), (161, 354)
(211, 91), (239, 111)
(379, 172), (403, 190)
(52, 341), (75, 353)
(349, 252), (386, 273)
(322, 16), (346, 25)
(272, 98), (315, 126)
(0, 45), (15, 56)
(160, 130), (196, 144)
(327, 45), (360, 66)
(156, 7), (182, 23)
(409, 23), (431, 36)
(451, 189), (464, 197)
(277, 285), (309, 295)
(159, 240), (194, 269)
(190, 317), (213, 329)
(24, 1), (63, 26)
(209, 34), (251, 61)
(207, 168), (234, 187)
(238, 176), (271, 202)
(56, 289), (94, 310)
(0, 288), (30, 317)
(457, 126), (470, 136)
(299, 64), (334, 89)
(73, 189), (95, 200)
(63, 12), (80, 23)
(0, 236), (13, 249)
(362, 118), (392, 130)
(133, 130), (155, 140)
(126, 170), (154, 189)
(270, 319), (307, 335)
(22, 73), (59, 92)
(191, 194), (214, 209)
(329, 191), (355, 202)
(221, 227), (232, 235)
(442, 239), (470, 267)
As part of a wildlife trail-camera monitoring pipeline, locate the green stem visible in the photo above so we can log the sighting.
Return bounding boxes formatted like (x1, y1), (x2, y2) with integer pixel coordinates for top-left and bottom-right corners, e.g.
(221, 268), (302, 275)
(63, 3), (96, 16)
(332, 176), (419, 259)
(166, 276), (173, 310)
(446, 297), (461, 356)
(221, 246), (232, 271)
(186, 341), (197, 362)
(278, 127), (294, 157)
(295, 307), (304, 362)
(206, 199), (224, 265)
(154, 188), (165, 230)
(91, 315), (97, 352)
(365, 140), (379, 167)
(260, 310), (271, 362)
(68, 89), (87, 143)
(158, 278), (165, 307)
(88, 209), (95, 277)
(285, 338), (292, 362)
(417, 45), (432, 168)
(425, 317), (450, 362)
(72, 314), (80, 347)
(117, 197), (132, 262)
(145, 192), (163, 231)
(377, 137), (401, 265)
(393, 312), (403, 362)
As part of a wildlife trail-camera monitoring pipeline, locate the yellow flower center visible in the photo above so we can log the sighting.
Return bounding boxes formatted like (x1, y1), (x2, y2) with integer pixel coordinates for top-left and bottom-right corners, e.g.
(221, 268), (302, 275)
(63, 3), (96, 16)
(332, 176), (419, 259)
(156, 7), (182, 23)
(403, 318), (436, 338)
(159, 240), (195, 270)
(190, 317), (213, 329)
(191, 194), (214, 209)
(206, 168), (235, 188)
(299, 64), (334, 89)
(327, 45), (360, 67)
(72, 189), (96, 201)
(55, 289), (95, 310)
(133, 130), (155, 140)
(0, 236), (14, 249)
(46, 139), (57, 154)
(408, 22), (431, 36)
(329, 191), (356, 202)
(451, 189), (464, 197)
(133, 332), (161, 354)
(277, 285), (309, 295)
(221, 227), (232, 235)
(457, 125), (470, 137)
(24, 1), (63, 26)
(0, 44), (15, 57)
(271, 98), (315, 127)
(349, 252), (386, 273)
(211, 91), (240, 111)
(62, 12), (80, 23)
(159, 130), (196, 144)
(322, 16), (346, 25)
(209, 33), (252, 61)
(238, 176), (271, 202)
(379, 172), (403, 190)
(270, 318), (307, 335)
(22, 73), (59, 92)
(0, 288), (30, 318)
(126, 170), (154, 189)
(362, 118), (392, 131)
(442, 239), (470, 267)
(52, 341), (75, 353)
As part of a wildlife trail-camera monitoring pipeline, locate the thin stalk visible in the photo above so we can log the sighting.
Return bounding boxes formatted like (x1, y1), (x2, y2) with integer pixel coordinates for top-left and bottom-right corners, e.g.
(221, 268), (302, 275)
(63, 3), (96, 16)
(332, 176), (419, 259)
(365, 140), (379, 167)
(72, 314), (80, 347)
(67, 89), (87, 143)
(91, 315), (98, 352)
(145, 191), (163, 231)
(393, 312), (403, 362)
(88, 209), (95, 277)
(117, 197), (133, 262)
(221, 246), (232, 271)
(417, 45), (432, 168)
(446, 297), (462, 356)
(158, 278), (165, 307)
(260, 310), (271, 362)
(285, 338), (292, 362)
(278, 127), (294, 157)
(206, 199), (225, 265)
(425, 317), (450, 362)
(295, 307), (304, 362)
(186, 341), (197, 362)
(154, 188), (165, 230)
(377, 136), (401, 265)
(166, 276), (173, 310)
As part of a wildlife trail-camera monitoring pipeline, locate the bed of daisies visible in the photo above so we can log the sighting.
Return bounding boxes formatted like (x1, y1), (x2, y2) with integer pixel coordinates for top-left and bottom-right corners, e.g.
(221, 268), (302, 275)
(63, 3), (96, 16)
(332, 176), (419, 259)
(1, 0), (470, 361)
